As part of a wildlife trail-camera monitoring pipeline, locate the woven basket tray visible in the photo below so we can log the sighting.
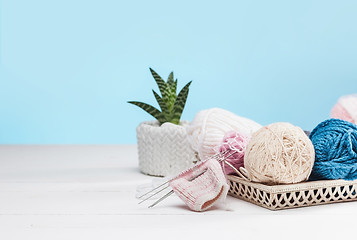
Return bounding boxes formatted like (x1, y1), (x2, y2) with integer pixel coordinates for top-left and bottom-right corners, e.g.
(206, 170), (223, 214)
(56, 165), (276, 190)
(227, 175), (357, 210)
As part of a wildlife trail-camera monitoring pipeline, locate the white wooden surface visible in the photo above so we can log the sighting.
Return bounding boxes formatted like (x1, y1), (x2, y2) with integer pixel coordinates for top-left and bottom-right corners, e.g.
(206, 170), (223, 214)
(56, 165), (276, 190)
(0, 145), (356, 240)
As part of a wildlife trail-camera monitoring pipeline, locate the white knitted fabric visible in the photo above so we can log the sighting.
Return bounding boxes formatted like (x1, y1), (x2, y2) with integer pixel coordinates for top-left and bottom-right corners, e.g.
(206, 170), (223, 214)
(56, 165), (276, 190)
(136, 121), (197, 177)
(186, 108), (262, 160)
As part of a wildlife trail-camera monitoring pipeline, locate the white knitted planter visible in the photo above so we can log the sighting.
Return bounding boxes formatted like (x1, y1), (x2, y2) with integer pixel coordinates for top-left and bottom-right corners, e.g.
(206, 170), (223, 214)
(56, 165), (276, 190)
(136, 120), (197, 177)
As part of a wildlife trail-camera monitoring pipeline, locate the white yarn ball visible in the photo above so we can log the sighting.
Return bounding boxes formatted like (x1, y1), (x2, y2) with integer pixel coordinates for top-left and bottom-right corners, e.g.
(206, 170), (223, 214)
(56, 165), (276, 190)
(244, 122), (315, 184)
(186, 108), (262, 160)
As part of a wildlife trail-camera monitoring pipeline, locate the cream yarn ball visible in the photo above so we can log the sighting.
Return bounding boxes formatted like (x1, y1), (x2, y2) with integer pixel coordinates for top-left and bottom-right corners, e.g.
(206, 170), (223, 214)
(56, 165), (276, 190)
(244, 122), (315, 184)
(187, 108), (262, 160)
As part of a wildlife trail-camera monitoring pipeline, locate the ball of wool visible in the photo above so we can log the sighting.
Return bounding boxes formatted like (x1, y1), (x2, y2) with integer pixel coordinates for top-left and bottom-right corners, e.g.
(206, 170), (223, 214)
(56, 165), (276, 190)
(309, 118), (357, 180)
(244, 122), (315, 184)
(331, 94), (357, 124)
(186, 108), (262, 160)
(215, 131), (250, 175)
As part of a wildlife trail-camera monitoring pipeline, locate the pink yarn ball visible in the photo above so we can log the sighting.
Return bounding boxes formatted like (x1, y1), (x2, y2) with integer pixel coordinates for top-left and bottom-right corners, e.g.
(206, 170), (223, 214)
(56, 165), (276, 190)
(216, 131), (250, 175)
(331, 94), (357, 124)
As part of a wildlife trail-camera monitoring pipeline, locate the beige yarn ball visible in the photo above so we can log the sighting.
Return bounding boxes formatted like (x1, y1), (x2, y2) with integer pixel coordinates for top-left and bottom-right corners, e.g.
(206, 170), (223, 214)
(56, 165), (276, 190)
(244, 122), (315, 184)
(187, 108), (262, 160)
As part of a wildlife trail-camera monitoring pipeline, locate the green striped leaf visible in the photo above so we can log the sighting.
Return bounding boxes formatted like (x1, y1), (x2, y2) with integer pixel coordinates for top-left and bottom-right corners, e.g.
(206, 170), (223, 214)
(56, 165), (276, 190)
(167, 72), (174, 89)
(167, 74), (177, 106)
(127, 101), (166, 124)
(173, 79), (178, 94)
(166, 73), (177, 112)
(149, 68), (170, 102)
(171, 81), (192, 123)
(152, 90), (169, 118)
(167, 89), (176, 112)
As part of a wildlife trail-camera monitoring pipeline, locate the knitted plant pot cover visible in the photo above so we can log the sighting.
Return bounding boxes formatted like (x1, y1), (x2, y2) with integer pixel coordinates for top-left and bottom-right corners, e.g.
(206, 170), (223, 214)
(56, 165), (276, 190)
(136, 121), (197, 177)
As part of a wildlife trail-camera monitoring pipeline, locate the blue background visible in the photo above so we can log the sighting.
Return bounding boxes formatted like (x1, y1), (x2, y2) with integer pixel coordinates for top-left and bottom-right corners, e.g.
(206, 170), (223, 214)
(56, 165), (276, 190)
(1, 0), (356, 144)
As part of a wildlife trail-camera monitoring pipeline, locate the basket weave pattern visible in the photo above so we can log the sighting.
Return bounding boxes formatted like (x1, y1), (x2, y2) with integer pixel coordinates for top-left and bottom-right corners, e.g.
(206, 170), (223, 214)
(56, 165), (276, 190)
(227, 175), (357, 210)
(137, 121), (197, 177)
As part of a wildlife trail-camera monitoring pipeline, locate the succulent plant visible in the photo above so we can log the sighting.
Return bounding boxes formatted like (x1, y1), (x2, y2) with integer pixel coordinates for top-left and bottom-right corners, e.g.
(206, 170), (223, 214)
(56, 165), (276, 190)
(128, 68), (192, 125)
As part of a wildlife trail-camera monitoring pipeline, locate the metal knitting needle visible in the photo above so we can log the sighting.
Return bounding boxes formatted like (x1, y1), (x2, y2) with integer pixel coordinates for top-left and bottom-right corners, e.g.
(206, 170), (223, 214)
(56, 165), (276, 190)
(138, 151), (233, 206)
(145, 168), (209, 208)
(138, 184), (170, 204)
(148, 190), (174, 208)
(137, 180), (170, 199)
(188, 168), (208, 181)
(139, 168), (209, 205)
(137, 152), (224, 200)
(216, 150), (236, 163)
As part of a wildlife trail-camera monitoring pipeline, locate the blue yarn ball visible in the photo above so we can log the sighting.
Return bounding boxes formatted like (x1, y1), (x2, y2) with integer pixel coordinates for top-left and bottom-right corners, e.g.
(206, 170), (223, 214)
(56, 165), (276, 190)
(309, 118), (357, 180)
